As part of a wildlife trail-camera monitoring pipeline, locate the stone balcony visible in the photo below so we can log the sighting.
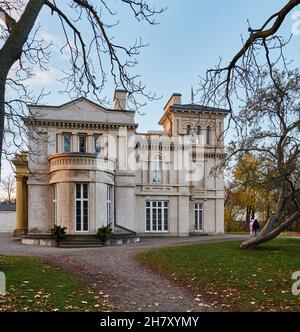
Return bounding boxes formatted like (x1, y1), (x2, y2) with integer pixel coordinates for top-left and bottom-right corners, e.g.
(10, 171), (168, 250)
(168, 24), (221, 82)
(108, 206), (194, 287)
(48, 153), (115, 174)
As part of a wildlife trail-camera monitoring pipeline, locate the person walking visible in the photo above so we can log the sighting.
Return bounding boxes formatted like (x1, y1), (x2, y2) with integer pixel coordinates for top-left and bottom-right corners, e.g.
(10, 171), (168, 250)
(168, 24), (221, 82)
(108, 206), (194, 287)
(253, 219), (260, 237)
(249, 219), (254, 237)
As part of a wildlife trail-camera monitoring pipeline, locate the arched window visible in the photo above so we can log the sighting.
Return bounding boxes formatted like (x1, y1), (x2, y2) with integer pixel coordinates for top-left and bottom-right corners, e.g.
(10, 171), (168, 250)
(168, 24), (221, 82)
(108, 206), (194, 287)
(206, 126), (211, 145)
(186, 125), (192, 136)
(194, 126), (202, 144)
(152, 154), (163, 183)
(196, 126), (201, 136)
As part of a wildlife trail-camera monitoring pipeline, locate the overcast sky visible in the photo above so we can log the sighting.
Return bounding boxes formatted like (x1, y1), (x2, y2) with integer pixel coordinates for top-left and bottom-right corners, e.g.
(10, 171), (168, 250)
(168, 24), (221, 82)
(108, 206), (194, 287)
(2, 0), (299, 177)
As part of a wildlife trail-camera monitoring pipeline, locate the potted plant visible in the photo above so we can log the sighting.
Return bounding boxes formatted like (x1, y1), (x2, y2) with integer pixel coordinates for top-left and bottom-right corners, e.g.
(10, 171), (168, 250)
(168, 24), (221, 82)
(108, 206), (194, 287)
(50, 225), (67, 247)
(96, 226), (112, 244)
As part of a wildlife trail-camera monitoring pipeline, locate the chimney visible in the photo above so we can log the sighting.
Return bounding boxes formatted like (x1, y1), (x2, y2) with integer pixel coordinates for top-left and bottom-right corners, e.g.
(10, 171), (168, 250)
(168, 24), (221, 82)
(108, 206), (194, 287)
(163, 93), (182, 112)
(114, 89), (127, 110)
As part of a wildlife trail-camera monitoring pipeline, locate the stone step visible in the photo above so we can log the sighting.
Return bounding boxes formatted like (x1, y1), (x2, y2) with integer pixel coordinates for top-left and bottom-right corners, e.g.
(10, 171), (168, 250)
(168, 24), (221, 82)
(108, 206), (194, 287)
(22, 233), (140, 247)
(59, 243), (103, 248)
(61, 241), (102, 245)
(189, 232), (208, 237)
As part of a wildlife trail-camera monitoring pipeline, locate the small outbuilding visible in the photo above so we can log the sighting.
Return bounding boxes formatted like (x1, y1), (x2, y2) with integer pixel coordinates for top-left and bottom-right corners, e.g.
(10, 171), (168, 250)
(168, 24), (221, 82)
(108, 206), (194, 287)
(0, 204), (16, 233)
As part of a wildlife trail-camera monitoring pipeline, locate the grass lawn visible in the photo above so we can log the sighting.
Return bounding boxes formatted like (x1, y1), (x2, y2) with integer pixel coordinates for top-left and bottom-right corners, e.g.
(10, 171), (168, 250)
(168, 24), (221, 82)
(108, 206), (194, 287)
(0, 256), (104, 312)
(136, 239), (300, 312)
(227, 232), (300, 237)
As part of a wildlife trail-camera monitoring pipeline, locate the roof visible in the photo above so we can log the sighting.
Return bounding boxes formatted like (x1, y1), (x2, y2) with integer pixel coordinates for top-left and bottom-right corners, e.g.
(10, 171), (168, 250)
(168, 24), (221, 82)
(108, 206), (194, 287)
(0, 204), (16, 212)
(28, 96), (135, 113)
(159, 103), (231, 125)
(169, 103), (231, 113)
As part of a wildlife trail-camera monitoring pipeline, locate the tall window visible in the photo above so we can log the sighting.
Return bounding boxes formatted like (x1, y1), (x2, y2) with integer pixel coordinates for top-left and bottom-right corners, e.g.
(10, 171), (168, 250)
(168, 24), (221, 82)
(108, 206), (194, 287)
(151, 154), (162, 184)
(196, 126), (202, 144)
(206, 126), (211, 145)
(107, 185), (112, 226)
(146, 201), (169, 232)
(63, 133), (72, 152)
(186, 125), (192, 135)
(94, 135), (101, 155)
(51, 185), (57, 225)
(196, 126), (201, 136)
(75, 183), (88, 232)
(78, 135), (87, 153)
(194, 203), (203, 231)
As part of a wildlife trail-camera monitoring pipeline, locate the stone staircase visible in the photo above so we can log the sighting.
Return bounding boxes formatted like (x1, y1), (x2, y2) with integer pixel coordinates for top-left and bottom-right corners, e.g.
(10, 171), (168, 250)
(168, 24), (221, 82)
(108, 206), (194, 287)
(59, 235), (103, 248)
(104, 225), (140, 246)
(22, 226), (140, 248)
(59, 226), (140, 248)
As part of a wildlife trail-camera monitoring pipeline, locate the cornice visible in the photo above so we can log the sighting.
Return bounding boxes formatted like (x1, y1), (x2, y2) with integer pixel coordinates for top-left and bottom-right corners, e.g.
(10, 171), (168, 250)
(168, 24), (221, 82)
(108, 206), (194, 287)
(26, 119), (138, 130)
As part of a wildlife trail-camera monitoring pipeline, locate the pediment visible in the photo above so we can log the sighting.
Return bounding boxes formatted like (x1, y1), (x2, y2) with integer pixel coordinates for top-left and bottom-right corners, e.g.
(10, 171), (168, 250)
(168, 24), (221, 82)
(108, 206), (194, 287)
(29, 97), (135, 125)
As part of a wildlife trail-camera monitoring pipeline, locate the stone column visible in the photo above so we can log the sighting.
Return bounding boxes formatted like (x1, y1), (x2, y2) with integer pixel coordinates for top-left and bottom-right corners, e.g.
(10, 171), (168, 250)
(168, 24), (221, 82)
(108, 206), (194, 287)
(13, 153), (29, 237)
(13, 175), (28, 236)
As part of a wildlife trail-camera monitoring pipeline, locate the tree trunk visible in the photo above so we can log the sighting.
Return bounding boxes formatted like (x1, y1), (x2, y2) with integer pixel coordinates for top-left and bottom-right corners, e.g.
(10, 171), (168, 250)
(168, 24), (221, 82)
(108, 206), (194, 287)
(0, 81), (5, 178)
(246, 207), (251, 223)
(0, 0), (45, 178)
(240, 202), (300, 249)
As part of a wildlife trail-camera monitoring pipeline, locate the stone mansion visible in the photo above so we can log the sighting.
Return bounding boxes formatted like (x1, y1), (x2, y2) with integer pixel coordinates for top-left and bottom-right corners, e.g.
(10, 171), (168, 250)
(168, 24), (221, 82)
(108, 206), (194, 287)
(13, 90), (230, 239)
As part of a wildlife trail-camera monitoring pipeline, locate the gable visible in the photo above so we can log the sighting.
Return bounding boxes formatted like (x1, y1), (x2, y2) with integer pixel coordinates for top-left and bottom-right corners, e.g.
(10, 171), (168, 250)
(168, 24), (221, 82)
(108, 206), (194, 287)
(29, 98), (135, 125)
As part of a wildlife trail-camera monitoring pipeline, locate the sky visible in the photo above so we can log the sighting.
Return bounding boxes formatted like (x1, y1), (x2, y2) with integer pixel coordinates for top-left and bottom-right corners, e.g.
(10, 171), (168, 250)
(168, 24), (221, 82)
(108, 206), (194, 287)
(2, 0), (300, 177)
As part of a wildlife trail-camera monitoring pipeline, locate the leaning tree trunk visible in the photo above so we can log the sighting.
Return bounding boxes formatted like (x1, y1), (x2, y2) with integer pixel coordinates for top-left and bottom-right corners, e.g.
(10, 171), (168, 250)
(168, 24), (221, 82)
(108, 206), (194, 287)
(240, 185), (300, 249)
(240, 194), (300, 249)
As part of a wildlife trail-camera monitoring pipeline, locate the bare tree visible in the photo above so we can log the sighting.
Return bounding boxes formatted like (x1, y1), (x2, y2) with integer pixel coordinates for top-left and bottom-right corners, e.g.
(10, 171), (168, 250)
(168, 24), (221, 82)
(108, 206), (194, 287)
(198, 1), (300, 249)
(0, 173), (15, 203)
(0, 0), (164, 175)
(201, 0), (300, 110)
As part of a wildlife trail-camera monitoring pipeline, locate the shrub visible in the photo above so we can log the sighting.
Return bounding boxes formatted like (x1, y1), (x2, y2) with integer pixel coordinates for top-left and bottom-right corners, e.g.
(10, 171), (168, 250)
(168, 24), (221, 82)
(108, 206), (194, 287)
(96, 226), (112, 243)
(50, 225), (67, 246)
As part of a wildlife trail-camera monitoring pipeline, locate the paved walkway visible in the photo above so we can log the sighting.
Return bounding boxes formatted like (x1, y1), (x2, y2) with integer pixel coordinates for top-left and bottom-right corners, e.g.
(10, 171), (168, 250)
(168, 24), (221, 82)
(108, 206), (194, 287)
(0, 233), (247, 312)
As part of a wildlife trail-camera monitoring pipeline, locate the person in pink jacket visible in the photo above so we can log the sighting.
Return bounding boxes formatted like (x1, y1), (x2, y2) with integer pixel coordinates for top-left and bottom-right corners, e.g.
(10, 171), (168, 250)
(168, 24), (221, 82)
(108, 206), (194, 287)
(249, 219), (254, 237)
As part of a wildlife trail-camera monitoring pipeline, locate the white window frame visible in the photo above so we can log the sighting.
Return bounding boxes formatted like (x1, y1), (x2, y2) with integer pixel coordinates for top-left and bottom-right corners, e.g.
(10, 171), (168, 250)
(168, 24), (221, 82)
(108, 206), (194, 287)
(195, 125), (202, 144)
(151, 154), (163, 184)
(206, 126), (211, 145)
(51, 184), (57, 225)
(94, 135), (102, 155)
(107, 185), (112, 226)
(145, 201), (169, 233)
(78, 134), (87, 153)
(194, 203), (203, 232)
(62, 133), (72, 153)
(75, 183), (89, 232)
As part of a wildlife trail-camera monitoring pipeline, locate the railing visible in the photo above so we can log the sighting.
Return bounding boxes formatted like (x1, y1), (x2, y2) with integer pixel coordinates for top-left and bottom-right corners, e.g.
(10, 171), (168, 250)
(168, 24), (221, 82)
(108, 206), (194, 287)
(48, 153), (115, 173)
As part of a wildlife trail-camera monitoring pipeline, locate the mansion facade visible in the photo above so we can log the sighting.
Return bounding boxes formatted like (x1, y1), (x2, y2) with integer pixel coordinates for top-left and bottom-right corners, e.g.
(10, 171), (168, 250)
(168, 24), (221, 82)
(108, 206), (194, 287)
(13, 91), (229, 238)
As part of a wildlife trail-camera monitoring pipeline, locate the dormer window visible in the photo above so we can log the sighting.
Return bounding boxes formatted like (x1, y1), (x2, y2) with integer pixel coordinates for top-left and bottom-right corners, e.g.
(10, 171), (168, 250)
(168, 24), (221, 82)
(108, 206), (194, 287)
(78, 135), (87, 153)
(63, 133), (72, 152)
(206, 126), (211, 145)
